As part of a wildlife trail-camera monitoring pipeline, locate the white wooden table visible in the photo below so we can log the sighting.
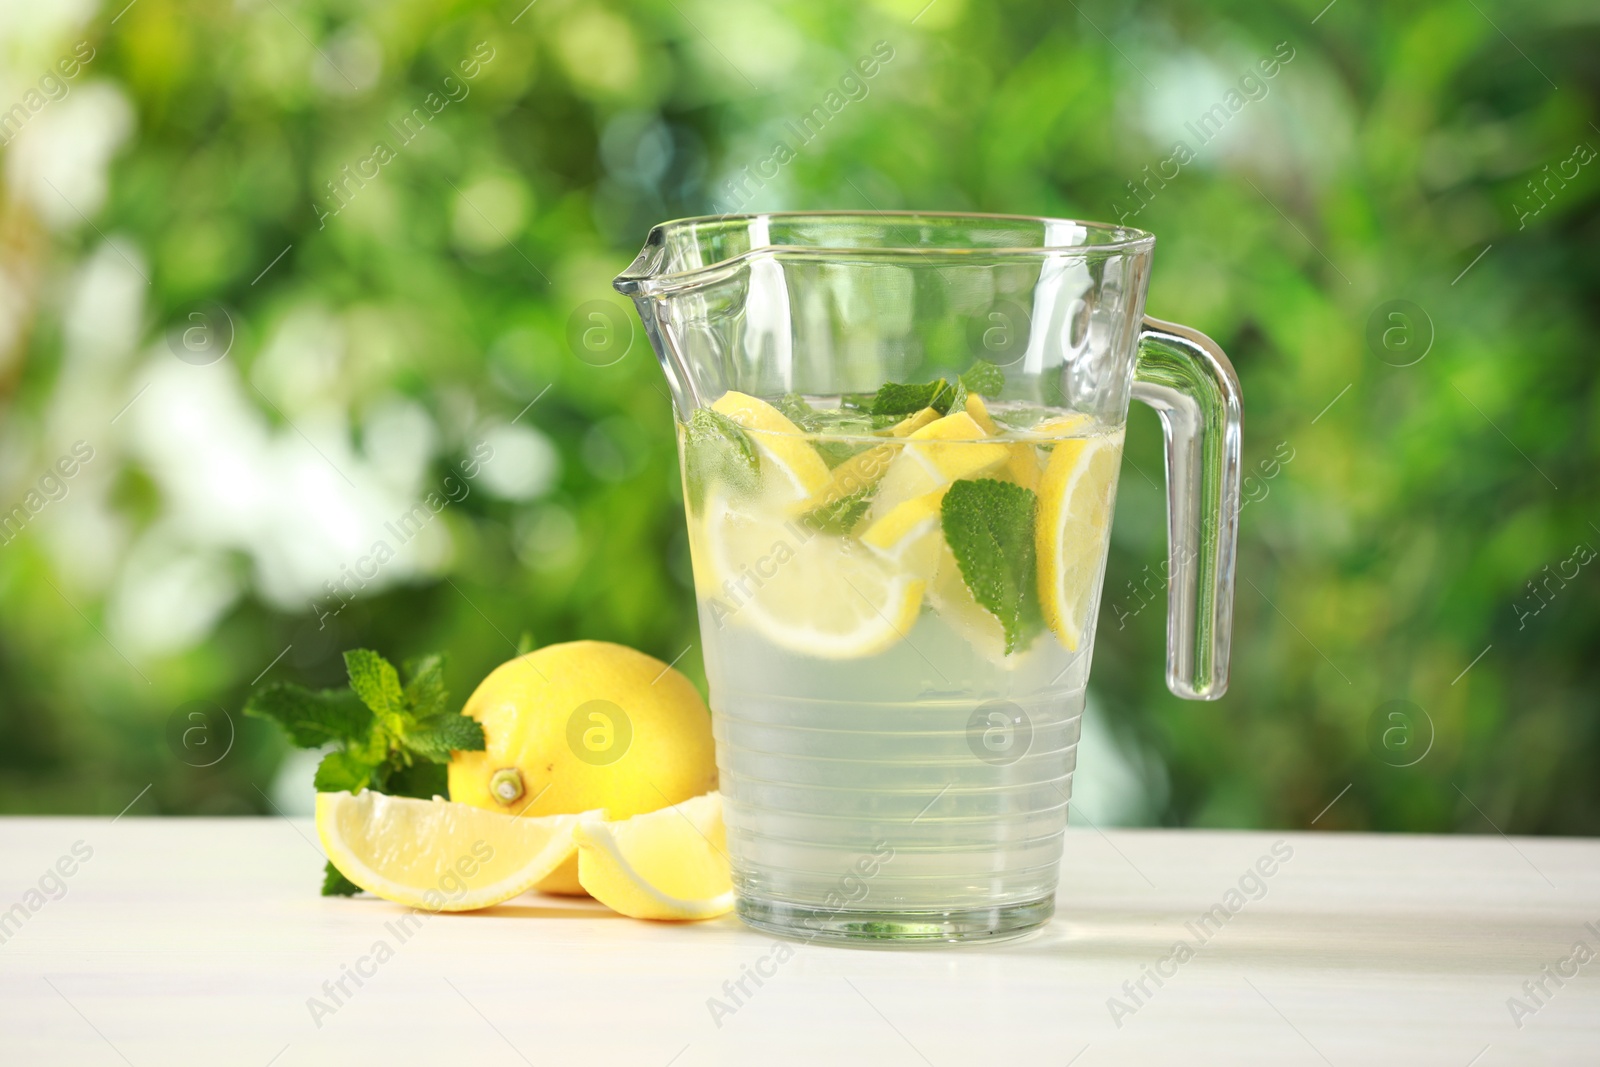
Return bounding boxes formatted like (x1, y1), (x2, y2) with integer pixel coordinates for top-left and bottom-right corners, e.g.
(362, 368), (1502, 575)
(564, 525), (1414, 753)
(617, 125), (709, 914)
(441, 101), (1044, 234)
(1, 818), (1595, 1065)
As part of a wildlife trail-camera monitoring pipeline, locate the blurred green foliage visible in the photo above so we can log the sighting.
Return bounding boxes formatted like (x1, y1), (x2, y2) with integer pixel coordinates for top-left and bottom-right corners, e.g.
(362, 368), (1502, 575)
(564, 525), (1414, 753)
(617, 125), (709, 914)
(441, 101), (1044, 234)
(0, 0), (1594, 832)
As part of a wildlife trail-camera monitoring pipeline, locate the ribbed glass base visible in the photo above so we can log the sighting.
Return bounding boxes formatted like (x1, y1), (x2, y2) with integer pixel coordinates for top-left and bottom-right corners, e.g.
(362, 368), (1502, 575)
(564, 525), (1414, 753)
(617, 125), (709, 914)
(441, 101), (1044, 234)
(736, 895), (1054, 947)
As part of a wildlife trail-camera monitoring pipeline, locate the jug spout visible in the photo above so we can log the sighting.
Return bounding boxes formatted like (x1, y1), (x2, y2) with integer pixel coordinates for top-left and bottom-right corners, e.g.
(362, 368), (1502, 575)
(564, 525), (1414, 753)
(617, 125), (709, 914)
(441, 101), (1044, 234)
(612, 226), (705, 420)
(615, 218), (797, 420)
(612, 227), (668, 297)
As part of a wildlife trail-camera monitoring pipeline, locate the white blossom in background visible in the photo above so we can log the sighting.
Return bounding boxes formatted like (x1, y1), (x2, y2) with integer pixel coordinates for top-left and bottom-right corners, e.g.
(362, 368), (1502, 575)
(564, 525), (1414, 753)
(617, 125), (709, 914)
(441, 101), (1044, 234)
(33, 242), (146, 594)
(0, 0), (96, 56)
(6, 81), (135, 230)
(361, 395), (437, 497)
(476, 421), (560, 502)
(53, 240), (145, 417)
(116, 347), (462, 636)
(105, 527), (243, 657)
(250, 304), (347, 418)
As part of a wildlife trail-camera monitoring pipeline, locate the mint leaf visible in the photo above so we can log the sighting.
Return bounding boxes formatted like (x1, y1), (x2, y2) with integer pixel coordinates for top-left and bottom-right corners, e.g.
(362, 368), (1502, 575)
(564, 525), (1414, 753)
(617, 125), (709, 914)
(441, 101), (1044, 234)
(314, 749), (376, 793)
(872, 380), (948, 416)
(816, 439), (877, 468)
(344, 649), (406, 731)
(402, 654), (448, 719)
(945, 377), (969, 416)
(840, 391), (876, 412)
(960, 361), (1005, 397)
(775, 393), (818, 430)
(941, 479), (1040, 653)
(376, 759), (448, 800)
(864, 361), (1005, 418)
(688, 409), (759, 472)
(802, 486), (876, 534)
(684, 408), (760, 507)
(322, 861), (361, 897)
(243, 684), (372, 749)
(404, 712), (485, 763)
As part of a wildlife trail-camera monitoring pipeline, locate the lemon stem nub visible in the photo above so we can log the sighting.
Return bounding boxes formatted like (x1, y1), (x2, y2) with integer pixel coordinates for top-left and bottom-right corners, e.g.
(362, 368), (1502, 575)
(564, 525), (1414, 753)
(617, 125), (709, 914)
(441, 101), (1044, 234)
(490, 768), (524, 804)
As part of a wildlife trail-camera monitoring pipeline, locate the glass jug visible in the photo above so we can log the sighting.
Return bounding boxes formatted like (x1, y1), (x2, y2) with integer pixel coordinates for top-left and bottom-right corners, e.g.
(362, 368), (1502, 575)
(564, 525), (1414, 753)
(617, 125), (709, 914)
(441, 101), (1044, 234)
(615, 212), (1241, 944)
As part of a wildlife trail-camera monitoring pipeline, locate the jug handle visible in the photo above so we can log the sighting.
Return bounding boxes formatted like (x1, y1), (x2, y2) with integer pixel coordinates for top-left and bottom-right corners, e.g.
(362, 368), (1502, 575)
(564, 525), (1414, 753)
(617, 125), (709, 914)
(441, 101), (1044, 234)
(1131, 316), (1243, 700)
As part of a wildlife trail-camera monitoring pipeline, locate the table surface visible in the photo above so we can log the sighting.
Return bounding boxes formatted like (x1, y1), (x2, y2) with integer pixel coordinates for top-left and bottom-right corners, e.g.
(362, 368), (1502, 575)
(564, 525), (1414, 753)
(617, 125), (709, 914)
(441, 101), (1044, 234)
(1, 818), (1596, 1066)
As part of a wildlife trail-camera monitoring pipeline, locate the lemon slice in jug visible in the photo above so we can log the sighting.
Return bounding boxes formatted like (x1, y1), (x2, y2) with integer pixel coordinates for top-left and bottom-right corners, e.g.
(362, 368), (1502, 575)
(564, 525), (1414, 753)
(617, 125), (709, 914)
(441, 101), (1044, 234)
(701, 493), (925, 659)
(1035, 430), (1124, 650)
(710, 391), (831, 509)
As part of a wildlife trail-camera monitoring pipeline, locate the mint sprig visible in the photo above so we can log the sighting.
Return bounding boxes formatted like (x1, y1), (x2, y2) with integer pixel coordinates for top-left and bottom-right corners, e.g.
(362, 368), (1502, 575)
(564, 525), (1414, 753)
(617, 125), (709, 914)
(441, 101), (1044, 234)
(941, 479), (1042, 653)
(322, 863), (362, 897)
(773, 393), (885, 467)
(871, 379), (950, 416)
(801, 485), (876, 534)
(240, 685), (371, 749)
(683, 408), (759, 507)
(856, 360), (1005, 418)
(775, 393), (820, 430)
(244, 649), (486, 895)
(960, 360), (1005, 398)
(344, 648), (407, 734)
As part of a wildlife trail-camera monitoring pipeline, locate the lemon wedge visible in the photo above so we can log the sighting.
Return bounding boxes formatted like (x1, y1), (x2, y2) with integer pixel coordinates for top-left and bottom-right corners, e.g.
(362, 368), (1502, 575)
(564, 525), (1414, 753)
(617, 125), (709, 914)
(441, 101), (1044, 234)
(316, 791), (582, 911)
(963, 393), (1001, 435)
(927, 539), (1011, 661)
(965, 394), (1041, 490)
(701, 492), (924, 658)
(906, 409), (1010, 474)
(869, 410), (1010, 518)
(806, 406), (939, 513)
(710, 391), (831, 509)
(1035, 430), (1124, 650)
(1029, 412), (1096, 438)
(575, 792), (734, 921)
(891, 406), (942, 437)
(861, 487), (946, 552)
(1001, 446), (1042, 491)
(860, 486), (947, 580)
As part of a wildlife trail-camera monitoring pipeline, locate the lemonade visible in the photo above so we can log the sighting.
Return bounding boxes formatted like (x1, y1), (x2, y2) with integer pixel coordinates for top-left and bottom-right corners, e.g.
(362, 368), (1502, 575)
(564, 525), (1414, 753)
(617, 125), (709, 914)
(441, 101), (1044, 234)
(680, 390), (1123, 942)
(621, 211), (1242, 942)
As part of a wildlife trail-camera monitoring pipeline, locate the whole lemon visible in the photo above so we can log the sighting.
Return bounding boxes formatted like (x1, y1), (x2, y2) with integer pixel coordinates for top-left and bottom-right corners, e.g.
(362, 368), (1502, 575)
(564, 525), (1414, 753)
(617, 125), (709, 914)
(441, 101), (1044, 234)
(448, 641), (717, 894)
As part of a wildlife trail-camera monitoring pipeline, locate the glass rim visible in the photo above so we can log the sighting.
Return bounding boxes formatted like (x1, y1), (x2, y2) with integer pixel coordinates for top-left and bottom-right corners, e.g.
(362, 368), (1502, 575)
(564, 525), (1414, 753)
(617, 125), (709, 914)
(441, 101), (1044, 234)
(614, 210), (1156, 295)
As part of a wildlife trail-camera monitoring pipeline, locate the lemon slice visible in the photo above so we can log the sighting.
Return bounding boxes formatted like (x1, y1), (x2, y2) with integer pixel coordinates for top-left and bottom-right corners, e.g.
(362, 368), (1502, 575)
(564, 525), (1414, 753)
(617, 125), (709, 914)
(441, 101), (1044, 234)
(711, 391), (831, 509)
(915, 406), (998, 454)
(870, 410), (1009, 518)
(1035, 430), (1124, 650)
(702, 493), (925, 658)
(1001, 445), (1042, 491)
(575, 792), (734, 920)
(861, 487), (946, 552)
(927, 539), (1011, 662)
(1028, 413), (1095, 437)
(316, 791), (582, 911)
(807, 406), (939, 512)
(860, 486), (947, 580)
(963, 393), (1001, 435)
(964, 395), (1043, 490)
(890, 406), (941, 437)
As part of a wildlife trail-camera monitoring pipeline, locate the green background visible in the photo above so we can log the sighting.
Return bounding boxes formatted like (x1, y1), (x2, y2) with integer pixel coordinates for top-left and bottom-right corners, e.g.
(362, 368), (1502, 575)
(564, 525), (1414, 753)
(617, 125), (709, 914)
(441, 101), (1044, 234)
(0, 0), (1595, 833)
